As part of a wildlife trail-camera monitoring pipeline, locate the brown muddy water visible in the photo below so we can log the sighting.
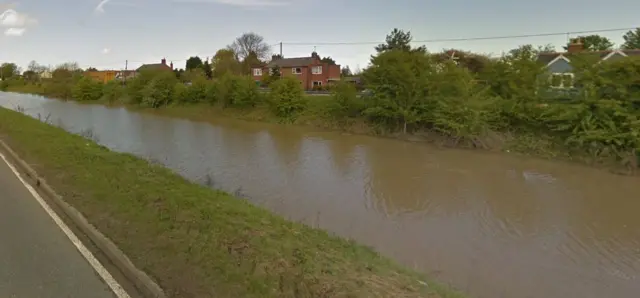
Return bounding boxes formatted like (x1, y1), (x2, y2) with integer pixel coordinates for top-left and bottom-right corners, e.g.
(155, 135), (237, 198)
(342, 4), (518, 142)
(1, 92), (639, 298)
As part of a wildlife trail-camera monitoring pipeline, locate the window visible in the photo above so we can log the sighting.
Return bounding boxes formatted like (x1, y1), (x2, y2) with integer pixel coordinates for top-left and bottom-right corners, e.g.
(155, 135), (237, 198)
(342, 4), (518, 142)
(550, 73), (574, 89)
(311, 66), (322, 75)
(253, 68), (262, 76)
(313, 81), (323, 87)
(292, 67), (302, 74)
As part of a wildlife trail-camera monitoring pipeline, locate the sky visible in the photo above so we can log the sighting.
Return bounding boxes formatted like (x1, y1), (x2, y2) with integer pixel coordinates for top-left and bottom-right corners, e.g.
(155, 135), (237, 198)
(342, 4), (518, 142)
(1, 0), (640, 72)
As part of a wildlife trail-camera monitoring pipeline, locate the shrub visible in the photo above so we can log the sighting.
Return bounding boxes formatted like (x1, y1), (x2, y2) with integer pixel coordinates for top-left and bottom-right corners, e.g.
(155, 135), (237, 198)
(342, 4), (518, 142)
(173, 82), (189, 104)
(141, 71), (178, 108)
(229, 75), (261, 108)
(72, 77), (103, 101)
(184, 78), (208, 103)
(328, 81), (364, 119)
(269, 76), (307, 119)
(362, 49), (433, 133)
(102, 80), (124, 103)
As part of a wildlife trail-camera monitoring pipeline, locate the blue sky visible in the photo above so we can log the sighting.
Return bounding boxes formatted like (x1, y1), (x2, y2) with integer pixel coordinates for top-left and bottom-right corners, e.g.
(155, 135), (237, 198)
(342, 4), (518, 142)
(1, 0), (640, 71)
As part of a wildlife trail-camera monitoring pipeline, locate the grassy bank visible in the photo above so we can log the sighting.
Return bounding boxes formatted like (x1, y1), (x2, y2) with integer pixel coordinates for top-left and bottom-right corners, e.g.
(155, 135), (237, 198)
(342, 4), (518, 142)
(0, 106), (462, 297)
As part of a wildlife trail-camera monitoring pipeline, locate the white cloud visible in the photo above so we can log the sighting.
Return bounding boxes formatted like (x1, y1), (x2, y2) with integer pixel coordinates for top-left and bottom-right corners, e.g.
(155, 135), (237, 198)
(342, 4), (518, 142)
(0, 8), (37, 27)
(172, 0), (291, 6)
(4, 27), (24, 36)
(95, 0), (111, 13)
(102, 48), (111, 54)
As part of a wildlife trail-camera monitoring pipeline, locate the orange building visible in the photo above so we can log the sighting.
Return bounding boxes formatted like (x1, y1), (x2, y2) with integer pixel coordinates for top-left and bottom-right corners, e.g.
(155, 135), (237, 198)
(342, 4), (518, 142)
(84, 70), (136, 83)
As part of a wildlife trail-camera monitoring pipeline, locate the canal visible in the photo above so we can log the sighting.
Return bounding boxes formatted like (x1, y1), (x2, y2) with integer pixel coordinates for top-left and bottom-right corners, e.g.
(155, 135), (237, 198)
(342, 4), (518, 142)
(1, 92), (639, 298)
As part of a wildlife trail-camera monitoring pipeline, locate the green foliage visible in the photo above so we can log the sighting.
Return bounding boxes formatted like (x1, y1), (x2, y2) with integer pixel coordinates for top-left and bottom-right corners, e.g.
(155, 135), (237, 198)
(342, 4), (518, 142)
(0, 63), (20, 79)
(102, 80), (123, 103)
(185, 56), (204, 71)
(375, 28), (426, 54)
(363, 49), (433, 133)
(622, 28), (640, 50)
(172, 82), (189, 104)
(141, 71), (179, 108)
(564, 35), (614, 51)
(184, 77), (208, 103)
(72, 77), (103, 101)
(328, 81), (364, 119)
(269, 76), (306, 119)
(3, 31), (640, 170)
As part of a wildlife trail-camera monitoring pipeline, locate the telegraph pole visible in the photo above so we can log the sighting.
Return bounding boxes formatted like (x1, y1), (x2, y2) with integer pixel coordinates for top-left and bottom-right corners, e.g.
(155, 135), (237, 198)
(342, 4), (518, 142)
(279, 42), (283, 57)
(123, 60), (128, 85)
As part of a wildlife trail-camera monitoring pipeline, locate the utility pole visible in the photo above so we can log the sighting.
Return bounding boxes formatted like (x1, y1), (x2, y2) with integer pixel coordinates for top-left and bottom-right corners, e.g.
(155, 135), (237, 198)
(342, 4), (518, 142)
(279, 42), (283, 57)
(123, 60), (128, 85)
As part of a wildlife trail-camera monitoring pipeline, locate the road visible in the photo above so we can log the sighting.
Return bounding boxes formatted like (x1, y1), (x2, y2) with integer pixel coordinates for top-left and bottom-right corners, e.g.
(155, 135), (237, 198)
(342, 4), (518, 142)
(0, 153), (127, 298)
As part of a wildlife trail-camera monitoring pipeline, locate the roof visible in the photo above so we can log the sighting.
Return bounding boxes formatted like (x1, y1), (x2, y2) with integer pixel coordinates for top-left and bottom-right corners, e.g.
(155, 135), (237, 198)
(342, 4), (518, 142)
(265, 57), (316, 68)
(537, 49), (640, 66)
(136, 63), (171, 72)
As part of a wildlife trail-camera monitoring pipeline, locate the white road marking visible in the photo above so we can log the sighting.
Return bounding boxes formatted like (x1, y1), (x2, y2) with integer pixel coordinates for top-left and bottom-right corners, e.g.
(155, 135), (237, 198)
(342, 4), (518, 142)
(0, 152), (131, 298)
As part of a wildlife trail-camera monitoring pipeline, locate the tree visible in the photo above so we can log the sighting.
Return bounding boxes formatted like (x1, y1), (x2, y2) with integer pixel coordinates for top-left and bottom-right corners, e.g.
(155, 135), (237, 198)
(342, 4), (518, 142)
(211, 49), (241, 78)
(0, 63), (20, 80)
(23, 70), (37, 81)
(375, 28), (426, 54)
(507, 44), (556, 61)
(563, 35), (614, 51)
(261, 65), (281, 86)
(241, 51), (262, 75)
(364, 50), (433, 133)
(202, 60), (212, 79)
(229, 32), (271, 61)
(86, 67), (98, 71)
(341, 66), (352, 77)
(622, 28), (640, 49)
(321, 57), (336, 65)
(185, 56), (204, 71)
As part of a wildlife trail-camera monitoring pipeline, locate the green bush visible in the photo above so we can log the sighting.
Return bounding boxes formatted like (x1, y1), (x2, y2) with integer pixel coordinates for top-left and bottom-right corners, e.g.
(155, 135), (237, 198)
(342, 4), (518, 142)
(269, 76), (306, 119)
(328, 81), (364, 119)
(141, 72), (178, 108)
(72, 77), (103, 101)
(184, 78), (208, 103)
(173, 82), (189, 104)
(362, 49), (433, 133)
(102, 80), (124, 103)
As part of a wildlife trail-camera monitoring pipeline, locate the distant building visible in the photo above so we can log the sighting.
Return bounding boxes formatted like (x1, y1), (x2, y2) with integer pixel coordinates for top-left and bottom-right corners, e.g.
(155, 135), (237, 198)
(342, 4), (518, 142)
(252, 52), (341, 90)
(136, 58), (173, 73)
(537, 39), (640, 89)
(84, 70), (136, 83)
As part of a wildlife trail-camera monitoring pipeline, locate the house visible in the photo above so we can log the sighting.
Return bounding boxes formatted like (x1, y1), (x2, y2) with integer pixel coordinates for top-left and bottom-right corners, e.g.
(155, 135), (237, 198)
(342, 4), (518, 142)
(136, 58), (174, 73)
(40, 70), (52, 79)
(252, 52), (341, 90)
(537, 39), (640, 89)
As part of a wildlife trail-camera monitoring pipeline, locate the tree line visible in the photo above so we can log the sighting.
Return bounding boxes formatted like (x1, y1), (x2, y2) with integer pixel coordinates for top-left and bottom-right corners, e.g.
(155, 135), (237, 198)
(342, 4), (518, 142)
(2, 28), (640, 172)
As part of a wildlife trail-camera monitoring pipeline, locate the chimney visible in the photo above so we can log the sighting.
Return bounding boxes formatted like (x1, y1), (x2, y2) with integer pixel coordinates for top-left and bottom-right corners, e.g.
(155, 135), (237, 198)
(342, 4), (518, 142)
(271, 54), (281, 61)
(311, 51), (319, 59)
(170, 62), (173, 70)
(161, 58), (167, 65)
(567, 38), (584, 53)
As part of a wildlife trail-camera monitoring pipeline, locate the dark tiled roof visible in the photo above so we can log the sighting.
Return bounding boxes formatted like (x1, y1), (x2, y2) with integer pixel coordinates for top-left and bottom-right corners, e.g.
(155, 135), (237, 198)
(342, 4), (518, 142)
(536, 53), (561, 65)
(537, 49), (640, 65)
(265, 57), (315, 68)
(136, 63), (171, 72)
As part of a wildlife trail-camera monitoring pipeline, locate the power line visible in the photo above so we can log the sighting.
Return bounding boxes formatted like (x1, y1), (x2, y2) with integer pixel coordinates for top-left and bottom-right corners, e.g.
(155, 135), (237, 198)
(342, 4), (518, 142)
(279, 26), (638, 46)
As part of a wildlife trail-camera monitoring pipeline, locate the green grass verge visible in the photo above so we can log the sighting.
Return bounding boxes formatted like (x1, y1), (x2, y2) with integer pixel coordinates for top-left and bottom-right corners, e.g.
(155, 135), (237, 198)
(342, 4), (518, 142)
(0, 106), (463, 297)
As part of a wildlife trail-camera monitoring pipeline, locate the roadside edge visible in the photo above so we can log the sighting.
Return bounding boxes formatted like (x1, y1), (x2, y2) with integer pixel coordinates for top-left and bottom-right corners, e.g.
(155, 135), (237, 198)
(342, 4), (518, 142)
(0, 139), (167, 298)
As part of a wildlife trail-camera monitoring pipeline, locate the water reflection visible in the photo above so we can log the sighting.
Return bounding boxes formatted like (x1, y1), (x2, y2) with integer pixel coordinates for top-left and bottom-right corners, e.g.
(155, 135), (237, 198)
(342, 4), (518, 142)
(1, 92), (640, 298)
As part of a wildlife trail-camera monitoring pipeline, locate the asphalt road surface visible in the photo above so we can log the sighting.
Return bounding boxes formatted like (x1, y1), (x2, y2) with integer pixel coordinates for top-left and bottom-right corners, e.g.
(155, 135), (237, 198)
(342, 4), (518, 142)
(0, 154), (125, 298)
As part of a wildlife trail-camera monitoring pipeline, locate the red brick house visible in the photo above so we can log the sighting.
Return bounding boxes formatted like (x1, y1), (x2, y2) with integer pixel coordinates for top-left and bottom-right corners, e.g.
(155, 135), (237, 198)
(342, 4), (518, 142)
(252, 52), (341, 90)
